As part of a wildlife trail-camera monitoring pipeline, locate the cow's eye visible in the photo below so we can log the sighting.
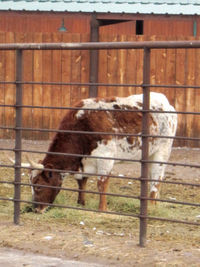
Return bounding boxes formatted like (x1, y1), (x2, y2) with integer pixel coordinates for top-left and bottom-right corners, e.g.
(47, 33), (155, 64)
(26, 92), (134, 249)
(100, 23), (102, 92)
(34, 186), (42, 192)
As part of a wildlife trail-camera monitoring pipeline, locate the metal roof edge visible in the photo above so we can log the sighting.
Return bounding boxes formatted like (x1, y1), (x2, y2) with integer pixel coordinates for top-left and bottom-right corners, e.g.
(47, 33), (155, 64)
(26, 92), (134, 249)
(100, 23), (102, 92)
(0, 1), (200, 15)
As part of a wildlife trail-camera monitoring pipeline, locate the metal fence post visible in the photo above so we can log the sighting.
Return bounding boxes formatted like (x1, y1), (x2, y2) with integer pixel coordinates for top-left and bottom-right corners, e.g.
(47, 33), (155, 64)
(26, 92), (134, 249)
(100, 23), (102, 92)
(14, 49), (23, 224)
(139, 47), (150, 247)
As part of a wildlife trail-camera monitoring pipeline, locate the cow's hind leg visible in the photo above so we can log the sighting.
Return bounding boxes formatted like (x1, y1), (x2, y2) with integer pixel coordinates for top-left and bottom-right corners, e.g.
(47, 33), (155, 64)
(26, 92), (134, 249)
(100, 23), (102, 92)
(77, 177), (88, 205)
(149, 145), (172, 204)
(149, 156), (166, 204)
(97, 177), (109, 211)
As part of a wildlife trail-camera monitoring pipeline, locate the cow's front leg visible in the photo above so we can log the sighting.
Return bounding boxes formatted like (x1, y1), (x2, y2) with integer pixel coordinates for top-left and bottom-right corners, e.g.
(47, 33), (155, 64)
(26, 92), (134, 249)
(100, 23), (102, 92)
(97, 177), (109, 211)
(77, 177), (88, 205)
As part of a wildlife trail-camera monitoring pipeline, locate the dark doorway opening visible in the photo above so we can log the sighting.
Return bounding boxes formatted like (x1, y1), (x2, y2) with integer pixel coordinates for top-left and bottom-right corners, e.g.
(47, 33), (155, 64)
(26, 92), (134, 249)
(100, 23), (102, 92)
(136, 20), (144, 35)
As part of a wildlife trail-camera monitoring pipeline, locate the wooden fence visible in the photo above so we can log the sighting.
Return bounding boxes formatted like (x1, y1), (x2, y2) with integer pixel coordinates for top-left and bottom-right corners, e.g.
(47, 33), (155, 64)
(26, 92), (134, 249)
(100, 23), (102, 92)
(0, 32), (200, 146)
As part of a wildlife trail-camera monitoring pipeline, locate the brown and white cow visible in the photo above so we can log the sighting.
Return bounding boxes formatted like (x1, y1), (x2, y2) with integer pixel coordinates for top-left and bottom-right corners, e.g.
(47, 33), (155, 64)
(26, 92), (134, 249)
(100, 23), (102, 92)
(20, 92), (177, 213)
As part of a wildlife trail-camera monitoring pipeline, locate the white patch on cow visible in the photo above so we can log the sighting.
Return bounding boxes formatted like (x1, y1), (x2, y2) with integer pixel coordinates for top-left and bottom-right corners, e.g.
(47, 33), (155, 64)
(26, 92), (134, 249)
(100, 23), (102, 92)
(74, 168), (84, 180)
(151, 184), (158, 193)
(73, 140), (117, 180)
(81, 139), (116, 180)
(30, 183), (34, 197)
(117, 136), (142, 158)
(76, 93), (174, 119)
(31, 169), (41, 179)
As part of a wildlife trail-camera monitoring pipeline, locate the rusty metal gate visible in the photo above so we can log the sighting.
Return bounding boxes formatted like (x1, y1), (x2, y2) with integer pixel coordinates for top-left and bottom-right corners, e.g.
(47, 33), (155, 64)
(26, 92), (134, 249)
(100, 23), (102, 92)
(0, 41), (200, 247)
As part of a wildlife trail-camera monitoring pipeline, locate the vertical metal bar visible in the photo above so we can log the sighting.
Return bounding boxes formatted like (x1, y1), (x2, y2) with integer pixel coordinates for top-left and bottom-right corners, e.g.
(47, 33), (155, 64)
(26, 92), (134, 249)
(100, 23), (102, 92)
(14, 49), (23, 224)
(89, 14), (99, 97)
(139, 47), (150, 247)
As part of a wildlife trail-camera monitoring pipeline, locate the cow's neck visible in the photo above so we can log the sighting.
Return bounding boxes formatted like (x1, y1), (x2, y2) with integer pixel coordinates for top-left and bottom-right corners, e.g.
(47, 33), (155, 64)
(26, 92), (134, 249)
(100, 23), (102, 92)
(43, 133), (82, 171)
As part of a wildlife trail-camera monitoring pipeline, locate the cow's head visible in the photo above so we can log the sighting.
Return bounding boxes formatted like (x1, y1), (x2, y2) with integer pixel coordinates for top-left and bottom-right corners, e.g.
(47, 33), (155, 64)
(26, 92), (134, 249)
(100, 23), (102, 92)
(27, 157), (63, 213)
(7, 155), (63, 213)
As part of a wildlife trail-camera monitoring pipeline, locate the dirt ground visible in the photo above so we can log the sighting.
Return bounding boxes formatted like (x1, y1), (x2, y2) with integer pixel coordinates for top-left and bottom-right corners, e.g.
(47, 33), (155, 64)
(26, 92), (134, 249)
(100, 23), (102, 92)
(0, 140), (200, 266)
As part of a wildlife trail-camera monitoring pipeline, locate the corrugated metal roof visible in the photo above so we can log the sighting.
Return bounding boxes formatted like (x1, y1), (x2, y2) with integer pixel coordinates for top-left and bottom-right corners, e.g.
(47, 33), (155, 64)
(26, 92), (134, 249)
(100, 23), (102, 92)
(1, 0), (200, 15)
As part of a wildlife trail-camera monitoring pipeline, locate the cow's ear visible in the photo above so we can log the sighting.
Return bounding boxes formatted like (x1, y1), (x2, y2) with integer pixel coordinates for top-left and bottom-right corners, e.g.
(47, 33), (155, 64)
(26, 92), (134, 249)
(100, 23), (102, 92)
(44, 163), (54, 180)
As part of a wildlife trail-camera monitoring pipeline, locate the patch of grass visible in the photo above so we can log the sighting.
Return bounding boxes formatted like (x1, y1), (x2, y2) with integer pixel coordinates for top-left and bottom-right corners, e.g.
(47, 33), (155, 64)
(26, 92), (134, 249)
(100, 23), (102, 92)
(46, 208), (68, 219)
(107, 196), (140, 214)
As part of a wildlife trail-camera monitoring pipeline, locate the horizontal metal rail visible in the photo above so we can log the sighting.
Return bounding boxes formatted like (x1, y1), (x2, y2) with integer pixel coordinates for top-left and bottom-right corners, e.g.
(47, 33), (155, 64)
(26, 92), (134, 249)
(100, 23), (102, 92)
(1, 147), (200, 170)
(0, 197), (199, 226)
(0, 125), (183, 138)
(0, 182), (199, 210)
(1, 179), (200, 208)
(1, 104), (200, 117)
(1, 161), (200, 188)
(1, 80), (200, 90)
(0, 40), (200, 50)
(1, 126), (200, 144)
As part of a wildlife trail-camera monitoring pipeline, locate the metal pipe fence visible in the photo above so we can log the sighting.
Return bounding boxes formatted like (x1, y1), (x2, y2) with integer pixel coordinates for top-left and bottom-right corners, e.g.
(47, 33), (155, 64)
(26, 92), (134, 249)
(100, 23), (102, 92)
(0, 41), (200, 248)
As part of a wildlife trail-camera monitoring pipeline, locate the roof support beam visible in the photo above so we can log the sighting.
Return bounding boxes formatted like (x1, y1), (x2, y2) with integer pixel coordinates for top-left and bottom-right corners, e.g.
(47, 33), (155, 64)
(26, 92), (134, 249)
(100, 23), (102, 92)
(89, 14), (99, 97)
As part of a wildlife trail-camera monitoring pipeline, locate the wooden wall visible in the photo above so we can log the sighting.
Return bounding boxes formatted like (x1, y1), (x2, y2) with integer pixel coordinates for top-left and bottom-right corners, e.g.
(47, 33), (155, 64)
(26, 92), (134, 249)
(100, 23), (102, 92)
(0, 11), (90, 34)
(0, 32), (200, 147)
(144, 19), (195, 36)
(0, 11), (199, 36)
(99, 18), (197, 36)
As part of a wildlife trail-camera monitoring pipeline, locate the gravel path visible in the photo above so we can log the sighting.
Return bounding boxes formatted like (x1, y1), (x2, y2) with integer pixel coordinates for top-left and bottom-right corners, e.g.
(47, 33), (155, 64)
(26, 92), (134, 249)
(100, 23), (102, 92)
(0, 248), (104, 267)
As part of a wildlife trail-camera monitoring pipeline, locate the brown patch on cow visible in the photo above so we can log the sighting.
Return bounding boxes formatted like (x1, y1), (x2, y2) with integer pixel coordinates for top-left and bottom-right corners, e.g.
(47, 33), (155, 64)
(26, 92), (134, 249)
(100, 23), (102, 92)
(151, 106), (163, 111)
(127, 136), (135, 145)
(102, 139), (109, 145)
(112, 107), (142, 136)
(113, 104), (121, 110)
(136, 101), (143, 107)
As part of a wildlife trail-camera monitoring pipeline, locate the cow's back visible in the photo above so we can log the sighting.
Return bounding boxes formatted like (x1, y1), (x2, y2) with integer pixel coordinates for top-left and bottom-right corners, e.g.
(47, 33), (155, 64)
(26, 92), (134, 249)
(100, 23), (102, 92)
(75, 92), (177, 138)
(72, 92), (177, 177)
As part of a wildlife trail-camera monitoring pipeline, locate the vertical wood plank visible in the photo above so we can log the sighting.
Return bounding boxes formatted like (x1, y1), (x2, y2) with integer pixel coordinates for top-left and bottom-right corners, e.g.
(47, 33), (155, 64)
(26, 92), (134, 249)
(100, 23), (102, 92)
(185, 36), (196, 147)
(98, 33), (108, 98)
(160, 35), (175, 126)
(117, 34), (127, 97)
(149, 35), (156, 91)
(165, 36), (176, 103)
(126, 35), (137, 96)
(32, 32), (43, 140)
(106, 34), (118, 97)
(51, 32), (63, 134)
(194, 36), (200, 147)
(80, 33), (90, 100)
(70, 33), (81, 105)
(42, 32), (53, 140)
(0, 32), (5, 138)
(174, 36), (186, 146)
(61, 33), (72, 108)
(135, 35), (143, 95)
(154, 35), (167, 95)
(4, 32), (15, 139)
